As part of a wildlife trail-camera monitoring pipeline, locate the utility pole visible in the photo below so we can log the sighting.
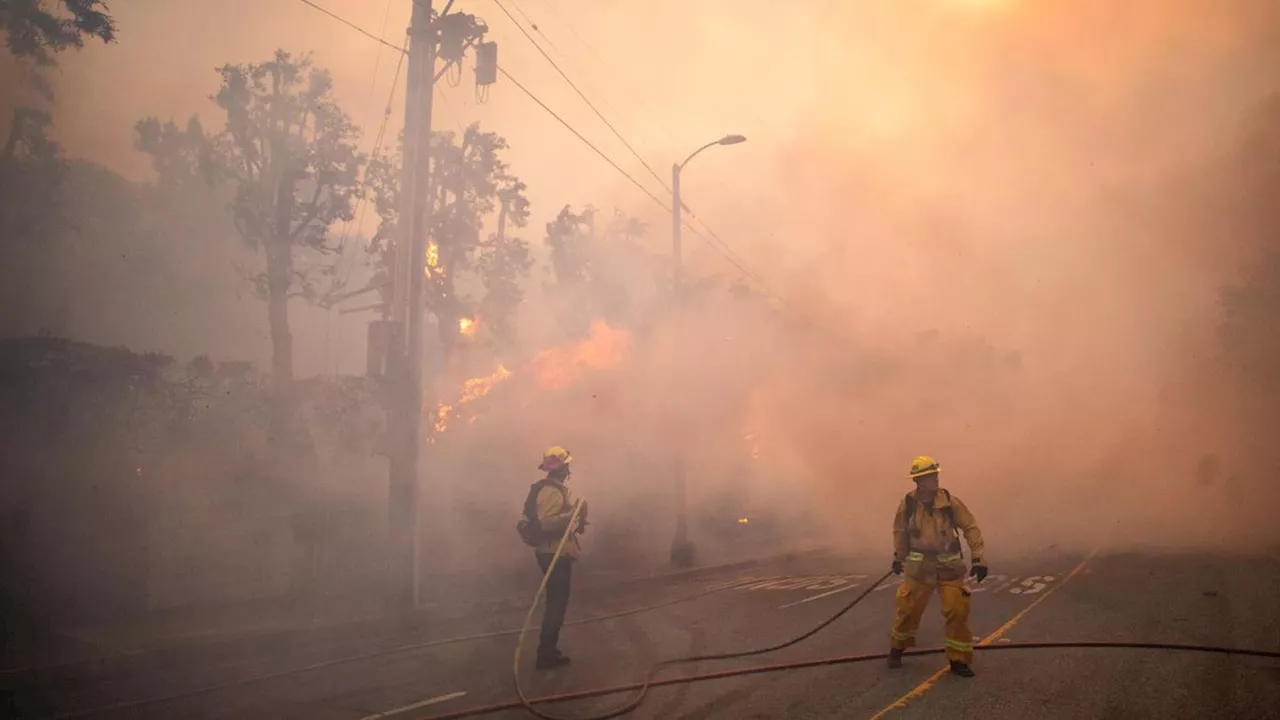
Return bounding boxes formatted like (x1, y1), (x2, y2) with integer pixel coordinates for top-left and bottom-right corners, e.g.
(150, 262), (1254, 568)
(385, 0), (497, 610)
(388, 0), (436, 611)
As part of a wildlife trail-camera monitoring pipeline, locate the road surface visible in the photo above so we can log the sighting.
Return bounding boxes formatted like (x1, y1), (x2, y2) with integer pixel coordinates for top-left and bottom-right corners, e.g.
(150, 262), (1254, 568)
(6, 549), (1279, 720)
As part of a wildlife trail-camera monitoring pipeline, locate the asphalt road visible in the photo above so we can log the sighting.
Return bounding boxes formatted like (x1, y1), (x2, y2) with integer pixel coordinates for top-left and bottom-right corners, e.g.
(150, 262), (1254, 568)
(6, 549), (1279, 720)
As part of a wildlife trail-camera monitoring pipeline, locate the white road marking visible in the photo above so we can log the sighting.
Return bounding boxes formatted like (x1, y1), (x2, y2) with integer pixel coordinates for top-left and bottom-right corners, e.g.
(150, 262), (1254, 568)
(359, 691), (467, 720)
(722, 571), (1060, 598)
(1009, 576), (1054, 595)
(777, 582), (864, 609)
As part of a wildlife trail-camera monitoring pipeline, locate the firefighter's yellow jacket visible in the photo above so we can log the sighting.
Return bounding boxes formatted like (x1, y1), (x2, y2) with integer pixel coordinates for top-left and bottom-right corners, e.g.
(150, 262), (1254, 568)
(892, 488), (984, 582)
(533, 479), (581, 559)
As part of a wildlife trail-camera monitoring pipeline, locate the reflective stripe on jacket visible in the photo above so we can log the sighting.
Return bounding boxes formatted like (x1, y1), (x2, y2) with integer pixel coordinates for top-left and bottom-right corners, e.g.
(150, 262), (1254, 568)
(892, 488), (985, 568)
(534, 480), (581, 558)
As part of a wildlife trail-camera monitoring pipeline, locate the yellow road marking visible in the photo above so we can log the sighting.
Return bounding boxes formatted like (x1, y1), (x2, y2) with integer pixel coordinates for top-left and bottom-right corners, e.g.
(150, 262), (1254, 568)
(867, 547), (1100, 719)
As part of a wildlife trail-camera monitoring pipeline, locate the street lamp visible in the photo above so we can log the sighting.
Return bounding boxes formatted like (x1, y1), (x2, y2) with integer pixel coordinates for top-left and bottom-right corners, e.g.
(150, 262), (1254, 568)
(669, 133), (746, 568)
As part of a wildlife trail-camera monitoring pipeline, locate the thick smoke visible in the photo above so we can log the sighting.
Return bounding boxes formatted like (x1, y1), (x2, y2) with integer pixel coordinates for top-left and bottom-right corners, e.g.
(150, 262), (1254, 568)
(5, 0), (1280, 618)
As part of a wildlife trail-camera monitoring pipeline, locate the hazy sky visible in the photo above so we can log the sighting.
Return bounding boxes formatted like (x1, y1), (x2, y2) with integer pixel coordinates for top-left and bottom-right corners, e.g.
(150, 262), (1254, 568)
(5, 0), (1280, 566)
(6, 0), (1280, 376)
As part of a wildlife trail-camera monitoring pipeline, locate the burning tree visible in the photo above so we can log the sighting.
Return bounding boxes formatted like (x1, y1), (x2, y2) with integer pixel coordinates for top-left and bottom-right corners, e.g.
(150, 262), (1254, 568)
(366, 123), (533, 357)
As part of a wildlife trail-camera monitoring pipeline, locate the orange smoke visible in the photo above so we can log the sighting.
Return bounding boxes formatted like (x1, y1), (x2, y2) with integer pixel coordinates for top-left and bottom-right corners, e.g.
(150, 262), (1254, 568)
(529, 322), (632, 391)
(426, 321), (633, 439)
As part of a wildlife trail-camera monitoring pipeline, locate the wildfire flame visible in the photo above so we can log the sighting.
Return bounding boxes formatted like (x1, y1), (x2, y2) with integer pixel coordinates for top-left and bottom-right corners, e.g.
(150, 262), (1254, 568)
(426, 321), (632, 441)
(432, 364), (513, 435)
(424, 241), (440, 276)
(529, 322), (631, 391)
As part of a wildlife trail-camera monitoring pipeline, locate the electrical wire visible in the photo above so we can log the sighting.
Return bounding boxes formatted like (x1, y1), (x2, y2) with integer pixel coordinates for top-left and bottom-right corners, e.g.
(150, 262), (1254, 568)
(296, 0), (406, 52)
(487, 0), (666, 194)
(487, 0), (773, 293)
(510, 502), (895, 720)
(509, 0), (564, 56)
(530, 0), (663, 139)
(336, 35), (408, 293)
(293, 0), (775, 294)
(513, 0), (756, 283)
(426, 641), (1280, 720)
(494, 65), (671, 214)
(495, 62), (772, 291)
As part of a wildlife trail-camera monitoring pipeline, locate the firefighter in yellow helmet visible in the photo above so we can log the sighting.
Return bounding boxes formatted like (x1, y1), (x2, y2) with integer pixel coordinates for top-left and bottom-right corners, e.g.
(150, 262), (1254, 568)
(519, 446), (587, 670)
(888, 455), (988, 677)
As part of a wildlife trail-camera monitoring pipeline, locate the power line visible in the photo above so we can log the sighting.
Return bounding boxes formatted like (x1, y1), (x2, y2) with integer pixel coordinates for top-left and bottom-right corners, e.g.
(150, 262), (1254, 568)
(296, 0), (406, 52)
(487, 0), (667, 194)
(495, 65), (669, 213)
(365, 0), (397, 106)
(530, 0), (672, 147)
(337, 36), (408, 290)
(509, 0), (564, 56)
(495, 65), (772, 292)
(293, 0), (776, 294)
(487, 0), (772, 290)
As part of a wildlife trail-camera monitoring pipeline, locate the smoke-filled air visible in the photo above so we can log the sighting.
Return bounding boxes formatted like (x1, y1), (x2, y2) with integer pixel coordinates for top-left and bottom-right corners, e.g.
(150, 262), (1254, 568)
(2, 0), (1280, 694)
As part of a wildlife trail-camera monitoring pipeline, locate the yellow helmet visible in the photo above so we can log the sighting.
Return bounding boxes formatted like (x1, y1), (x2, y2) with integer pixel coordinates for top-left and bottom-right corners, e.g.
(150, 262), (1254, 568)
(539, 446), (572, 471)
(908, 455), (940, 479)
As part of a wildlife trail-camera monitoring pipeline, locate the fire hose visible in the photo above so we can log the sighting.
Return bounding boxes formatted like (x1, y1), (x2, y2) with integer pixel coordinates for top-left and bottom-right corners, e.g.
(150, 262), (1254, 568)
(478, 499), (1280, 720)
(509, 499), (899, 720)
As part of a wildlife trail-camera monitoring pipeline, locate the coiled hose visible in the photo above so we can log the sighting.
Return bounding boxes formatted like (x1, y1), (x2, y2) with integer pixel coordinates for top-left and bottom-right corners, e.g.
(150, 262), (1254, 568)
(487, 506), (1280, 720)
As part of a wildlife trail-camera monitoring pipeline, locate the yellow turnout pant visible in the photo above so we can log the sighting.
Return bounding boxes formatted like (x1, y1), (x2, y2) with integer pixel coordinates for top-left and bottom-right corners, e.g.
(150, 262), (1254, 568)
(890, 576), (974, 663)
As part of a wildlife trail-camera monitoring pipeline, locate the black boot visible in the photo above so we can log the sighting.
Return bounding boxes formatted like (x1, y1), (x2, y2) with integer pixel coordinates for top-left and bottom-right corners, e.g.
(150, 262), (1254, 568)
(949, 661), (975, 677)
(536, 650), (571, 670)
(887, 648), (904, 669)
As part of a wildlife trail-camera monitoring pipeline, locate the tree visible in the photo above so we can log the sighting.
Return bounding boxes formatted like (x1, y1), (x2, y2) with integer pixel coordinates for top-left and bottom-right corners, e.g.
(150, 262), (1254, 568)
(136, 51), (364, 384)
(543, 205), (654, 335)
(477, 181), (533, 348)
(2, 0), (116, 98)
(1, 0), (114, 62)
(366, 122), (532, 356)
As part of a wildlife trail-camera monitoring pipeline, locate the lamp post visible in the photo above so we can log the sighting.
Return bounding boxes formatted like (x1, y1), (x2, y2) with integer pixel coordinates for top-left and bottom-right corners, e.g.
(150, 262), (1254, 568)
(670, 133), (746, 568)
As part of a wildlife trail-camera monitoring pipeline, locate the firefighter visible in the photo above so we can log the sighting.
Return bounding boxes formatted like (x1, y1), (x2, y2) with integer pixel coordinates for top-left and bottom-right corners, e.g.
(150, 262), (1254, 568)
(888, 455), (988, 677)
(523, 446), (587, 670)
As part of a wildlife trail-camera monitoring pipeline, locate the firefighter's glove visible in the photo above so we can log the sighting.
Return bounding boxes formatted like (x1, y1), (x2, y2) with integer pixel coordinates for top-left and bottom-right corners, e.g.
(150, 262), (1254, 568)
(891, 560), (904, 576)
(970, 564), (989, 583)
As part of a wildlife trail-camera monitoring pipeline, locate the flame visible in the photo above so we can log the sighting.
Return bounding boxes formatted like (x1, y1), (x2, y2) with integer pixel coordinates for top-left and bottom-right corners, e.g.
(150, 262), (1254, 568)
(738, 517), (750, 524)
(431, 364), (513, 435)
(434, 403), (454, 434)
(424, 241), (440, 276)
(425, 322), (629, 440)
(529, 322), (631, 391)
